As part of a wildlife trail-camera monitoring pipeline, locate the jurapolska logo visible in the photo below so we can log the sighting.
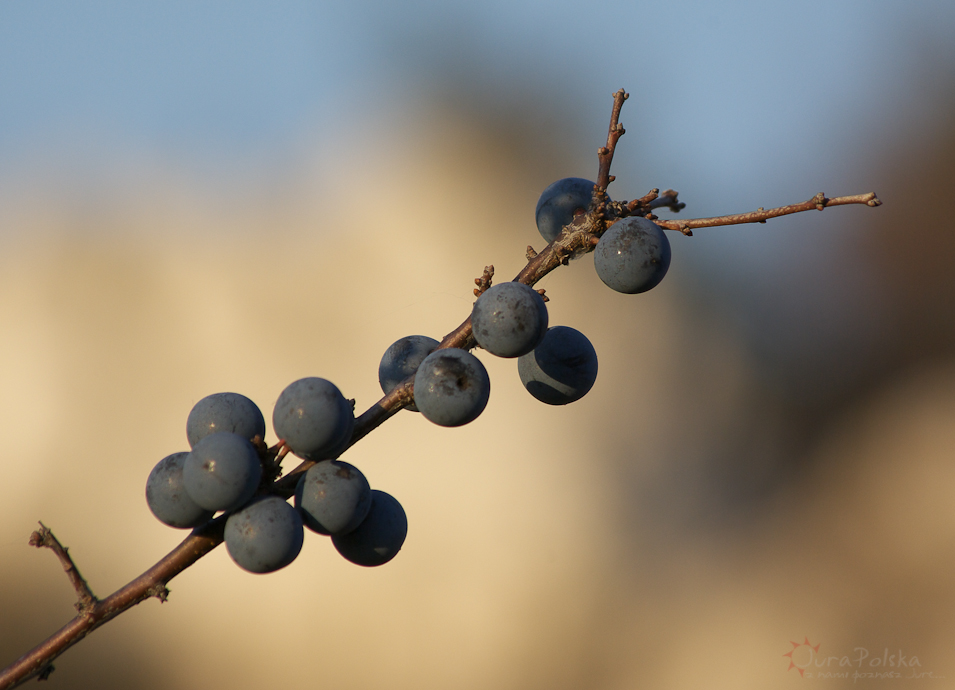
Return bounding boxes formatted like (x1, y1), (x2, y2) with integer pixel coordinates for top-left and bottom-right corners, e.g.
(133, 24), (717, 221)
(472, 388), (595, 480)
(783, 638), (943, 680)
(784, 638), (820, 677)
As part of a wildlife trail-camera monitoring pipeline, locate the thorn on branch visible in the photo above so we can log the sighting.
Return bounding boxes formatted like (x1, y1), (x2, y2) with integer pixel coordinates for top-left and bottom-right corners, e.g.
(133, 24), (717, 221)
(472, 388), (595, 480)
(526, 246), (538, 260)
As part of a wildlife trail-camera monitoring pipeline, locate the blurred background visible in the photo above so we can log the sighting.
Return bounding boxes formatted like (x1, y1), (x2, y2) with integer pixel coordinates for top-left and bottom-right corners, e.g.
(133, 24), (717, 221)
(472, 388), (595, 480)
(2, 1), (954, 688)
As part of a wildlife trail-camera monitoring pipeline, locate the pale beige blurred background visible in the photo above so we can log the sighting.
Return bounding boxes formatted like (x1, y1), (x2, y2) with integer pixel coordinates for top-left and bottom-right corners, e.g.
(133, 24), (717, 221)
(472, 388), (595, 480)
(3, 3), (955, 689)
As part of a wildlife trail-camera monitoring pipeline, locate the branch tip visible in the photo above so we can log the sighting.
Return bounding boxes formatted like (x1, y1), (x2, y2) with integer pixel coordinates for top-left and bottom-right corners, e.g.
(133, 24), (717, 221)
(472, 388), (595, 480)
(654, 191), (881, 232)
(473, 265), (495, 297)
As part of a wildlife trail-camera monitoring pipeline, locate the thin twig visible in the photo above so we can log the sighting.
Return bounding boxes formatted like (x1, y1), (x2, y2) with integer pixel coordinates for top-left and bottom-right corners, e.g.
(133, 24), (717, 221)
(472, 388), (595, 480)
(654, 192), (882, 234)
(29, 524), (97, 613)
(472, 265), (495, 297)
(646, 189), (685, 213)
(595, 89), (629, 200)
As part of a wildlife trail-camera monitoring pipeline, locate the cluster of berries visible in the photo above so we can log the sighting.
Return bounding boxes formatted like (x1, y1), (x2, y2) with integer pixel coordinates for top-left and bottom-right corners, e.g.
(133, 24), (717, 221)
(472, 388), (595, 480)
(144, 177), (670, 574)
(145, 388), (406, 573)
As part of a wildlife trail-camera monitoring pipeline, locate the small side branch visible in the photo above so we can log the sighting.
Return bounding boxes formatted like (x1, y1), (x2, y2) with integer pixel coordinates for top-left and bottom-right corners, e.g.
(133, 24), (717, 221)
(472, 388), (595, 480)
(30, 523), (97, 613)
(0, 520), (226, 689)
(595, 89), (629, 197)
(472, 265), (495, 297)
(646, 189), (685, 213)
(654, 192), (881, 234)
(626, 188), (686, 220)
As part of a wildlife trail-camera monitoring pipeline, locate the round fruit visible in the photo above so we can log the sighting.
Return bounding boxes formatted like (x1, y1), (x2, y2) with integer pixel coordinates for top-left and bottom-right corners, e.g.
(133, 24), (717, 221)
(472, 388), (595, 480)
(186, 392), (266, 448)
(594, 216), (671, 294)
(518, 326), (598, 405)
(413, 348), (490, 427)
(332, 490), (407, 567)
(378, 335), (439, 412)
(182, 432), (262, 512)
(145, 452), (215, 528)
(317, 394), (355, 460)
(294, 460), (372, 535)
(273, 377), (353, 460)
(471, 282), (548, 358)
(225, 497), (304, 573)
(535, 177), (600, 243)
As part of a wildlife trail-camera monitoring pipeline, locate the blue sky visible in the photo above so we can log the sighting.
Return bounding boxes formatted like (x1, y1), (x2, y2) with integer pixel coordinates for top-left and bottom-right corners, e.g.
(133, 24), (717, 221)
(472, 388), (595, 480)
(1, 0), (953, 236)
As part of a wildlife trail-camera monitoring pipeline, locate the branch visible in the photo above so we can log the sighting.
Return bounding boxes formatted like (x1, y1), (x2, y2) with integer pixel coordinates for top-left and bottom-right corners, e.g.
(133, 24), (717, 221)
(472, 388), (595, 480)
(653, 192), (882, 235)
(646, 189), (685, 213)
(0, 88), (883, 689)
(594, 89), (628, 202)
(0, 520), (224, 689)
(472, 265), (495, 297)
(29, 524), (97, 614)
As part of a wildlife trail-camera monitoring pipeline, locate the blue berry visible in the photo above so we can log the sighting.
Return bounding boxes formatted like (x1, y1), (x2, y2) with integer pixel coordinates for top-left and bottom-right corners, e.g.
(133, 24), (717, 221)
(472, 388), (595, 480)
(273, 377), (353, 460)
(471, 282), (548, 358)
(315, 394), (355, 460)
(594, 216), (671, 294)
(378, 335), (439, 412)
(145, 452), (215, 528)
(224, 497), (304, 573)
(294, 460), (372, 535)
(518, 326), (598, 405)
(186, 392), (266, 448)
(413, 348), (490, 427)
(332, 490), (407, 567)
(182, 432), (262, 512)
(535, 177), (600, 243)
